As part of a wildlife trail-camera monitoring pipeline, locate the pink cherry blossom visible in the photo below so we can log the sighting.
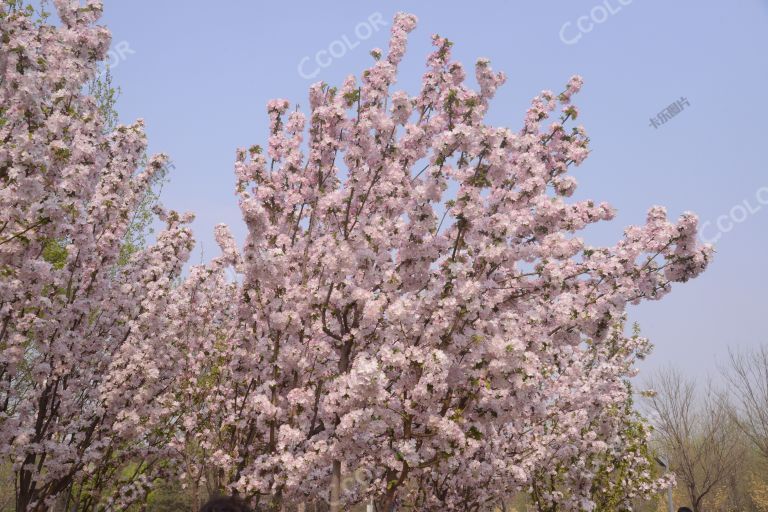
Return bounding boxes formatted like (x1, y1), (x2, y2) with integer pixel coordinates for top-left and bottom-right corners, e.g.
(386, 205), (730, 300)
(168, 11), (709, 511)
(1, 5), (707, 511)
(1, 2), (193, 509)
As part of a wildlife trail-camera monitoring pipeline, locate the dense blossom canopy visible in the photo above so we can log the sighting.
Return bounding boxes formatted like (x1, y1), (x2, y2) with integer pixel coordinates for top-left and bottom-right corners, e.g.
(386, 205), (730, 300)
(1, 1), (193, 509)
(0, 3), (710, 511)
(169, 11), (710, 512)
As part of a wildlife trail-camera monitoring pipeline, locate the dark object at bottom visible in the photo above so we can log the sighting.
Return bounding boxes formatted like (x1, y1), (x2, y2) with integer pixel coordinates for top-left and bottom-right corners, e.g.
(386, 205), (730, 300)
(200, 496), (253, 512)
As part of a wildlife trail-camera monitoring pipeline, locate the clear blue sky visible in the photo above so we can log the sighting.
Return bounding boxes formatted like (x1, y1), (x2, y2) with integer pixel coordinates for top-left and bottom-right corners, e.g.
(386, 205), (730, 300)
(99, 0), (768, 380)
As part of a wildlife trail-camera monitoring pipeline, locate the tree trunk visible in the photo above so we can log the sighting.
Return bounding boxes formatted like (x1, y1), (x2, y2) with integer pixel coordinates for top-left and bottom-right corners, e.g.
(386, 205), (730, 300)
(330, 460), (342, 512)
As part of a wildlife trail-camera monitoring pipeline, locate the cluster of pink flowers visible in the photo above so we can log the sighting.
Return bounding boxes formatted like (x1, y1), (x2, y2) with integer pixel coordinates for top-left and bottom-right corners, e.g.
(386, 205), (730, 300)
(170, 11), (710, 512)
(1, 1), (193, 509)
(1, 4), (711, 511)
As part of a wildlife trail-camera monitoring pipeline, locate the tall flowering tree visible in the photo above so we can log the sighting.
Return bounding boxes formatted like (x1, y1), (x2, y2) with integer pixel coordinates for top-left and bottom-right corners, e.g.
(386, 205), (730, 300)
(0, 1), (193, 510)
(172, 12), (710, 512)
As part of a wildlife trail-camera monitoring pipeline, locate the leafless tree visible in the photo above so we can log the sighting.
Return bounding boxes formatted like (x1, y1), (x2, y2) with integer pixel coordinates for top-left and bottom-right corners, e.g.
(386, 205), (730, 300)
(722, 345), (768, 463)
(644, 369), (744, 512)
